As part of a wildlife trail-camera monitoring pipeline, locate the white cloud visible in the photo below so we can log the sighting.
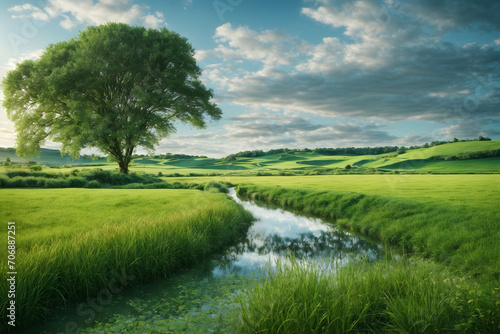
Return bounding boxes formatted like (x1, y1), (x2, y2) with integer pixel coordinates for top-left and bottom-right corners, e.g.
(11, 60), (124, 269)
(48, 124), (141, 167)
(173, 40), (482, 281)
(144, 12), (165, 29)
(213, 23), (306, 67)
(495, 39), (500, 45)
(8, 0), (165, 30)
(8, 4), (50, 21)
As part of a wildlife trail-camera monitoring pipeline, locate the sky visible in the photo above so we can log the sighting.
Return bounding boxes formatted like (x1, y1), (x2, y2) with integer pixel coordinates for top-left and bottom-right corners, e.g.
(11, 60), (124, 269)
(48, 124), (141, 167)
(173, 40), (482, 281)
(0, 0), (499, 158)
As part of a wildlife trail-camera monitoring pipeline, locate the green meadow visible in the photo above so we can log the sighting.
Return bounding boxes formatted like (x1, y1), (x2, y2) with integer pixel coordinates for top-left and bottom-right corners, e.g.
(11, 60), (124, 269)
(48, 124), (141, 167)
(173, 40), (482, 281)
(0, 189), (252, 331)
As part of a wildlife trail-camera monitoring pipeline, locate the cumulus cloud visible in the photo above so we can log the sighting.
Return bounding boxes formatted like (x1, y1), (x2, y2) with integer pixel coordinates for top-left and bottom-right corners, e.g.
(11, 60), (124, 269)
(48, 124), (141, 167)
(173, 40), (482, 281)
(8, 0), (165, 29)
(211, 23), (307, 68)
(9, 4), (50, 21)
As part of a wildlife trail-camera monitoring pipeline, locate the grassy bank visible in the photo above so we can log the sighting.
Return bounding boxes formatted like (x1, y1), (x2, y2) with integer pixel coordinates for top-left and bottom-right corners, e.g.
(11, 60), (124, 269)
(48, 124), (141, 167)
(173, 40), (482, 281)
(235, 257), (500, 333)
(0, 189), (253, 331)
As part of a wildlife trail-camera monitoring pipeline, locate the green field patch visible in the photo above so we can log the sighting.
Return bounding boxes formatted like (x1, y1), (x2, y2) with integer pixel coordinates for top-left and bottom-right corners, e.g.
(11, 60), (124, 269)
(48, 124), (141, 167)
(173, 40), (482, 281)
(196, 164), (248, 170)
(296, 159), (344, 166)
(381, 157), (500, 172)
(352, 159), (376, 166)
(277, 154), (306, 161)
(400, 141), (500, 160)
(133, 158), (161, 165)
(163, 158), (217, 168)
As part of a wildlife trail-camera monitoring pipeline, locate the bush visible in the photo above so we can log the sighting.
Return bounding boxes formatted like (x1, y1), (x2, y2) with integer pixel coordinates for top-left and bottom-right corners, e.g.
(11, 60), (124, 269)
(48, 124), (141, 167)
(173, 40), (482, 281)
(68, 178), (87, 188)
(85, 180), (102, 188)
(6, 171), (60, 179)
(9, 177), (28, 188)
(82, 169), (162, 186)
(0, 175), (9, 187)
(44, 179), (71, 188)
(204, 181), (229, 193)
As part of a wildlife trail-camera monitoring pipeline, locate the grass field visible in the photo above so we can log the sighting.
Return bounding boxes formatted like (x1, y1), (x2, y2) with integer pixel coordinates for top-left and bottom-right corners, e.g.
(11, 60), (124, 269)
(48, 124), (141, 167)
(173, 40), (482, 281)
(0, 188), (253, 331)
(168, 174), (500, 210)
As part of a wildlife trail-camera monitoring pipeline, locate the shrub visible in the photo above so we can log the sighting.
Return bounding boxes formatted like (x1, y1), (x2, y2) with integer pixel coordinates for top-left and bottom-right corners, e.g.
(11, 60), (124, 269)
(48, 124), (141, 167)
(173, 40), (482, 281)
(9, 177), (28, 188)
(68, 178), (87, 188)
(6, 171), (60, 179)
(83, 169), (162, 186)
(44, 179), (70, 188)
(85, 180), (102, 188)
(0, 175), (9, 187)
(204, 181), (229, 193)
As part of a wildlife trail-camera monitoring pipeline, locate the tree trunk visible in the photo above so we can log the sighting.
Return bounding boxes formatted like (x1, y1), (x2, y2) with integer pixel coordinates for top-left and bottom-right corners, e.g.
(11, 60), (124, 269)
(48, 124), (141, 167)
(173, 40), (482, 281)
(117, 156), (130, 174)
(110, 144), (133, 174)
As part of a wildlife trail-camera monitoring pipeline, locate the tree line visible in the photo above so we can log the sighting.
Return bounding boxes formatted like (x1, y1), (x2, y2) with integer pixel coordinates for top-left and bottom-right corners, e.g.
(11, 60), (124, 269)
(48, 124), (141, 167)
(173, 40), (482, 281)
(221, 136), (493, 161)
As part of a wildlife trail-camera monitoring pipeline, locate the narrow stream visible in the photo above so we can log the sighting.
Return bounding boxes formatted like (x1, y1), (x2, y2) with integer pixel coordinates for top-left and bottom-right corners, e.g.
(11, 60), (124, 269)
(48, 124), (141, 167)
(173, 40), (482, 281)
(28, 188), (383, 333)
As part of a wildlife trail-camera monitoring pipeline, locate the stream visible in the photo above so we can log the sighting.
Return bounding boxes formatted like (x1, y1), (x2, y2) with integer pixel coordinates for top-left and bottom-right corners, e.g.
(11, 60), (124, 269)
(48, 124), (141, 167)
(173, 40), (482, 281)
(27, 188), (383, 333)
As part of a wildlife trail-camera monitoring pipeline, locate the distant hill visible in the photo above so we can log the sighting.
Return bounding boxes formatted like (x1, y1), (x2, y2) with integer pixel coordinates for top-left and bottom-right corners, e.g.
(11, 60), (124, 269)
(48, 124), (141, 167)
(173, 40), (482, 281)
(1, 141), (499, 174)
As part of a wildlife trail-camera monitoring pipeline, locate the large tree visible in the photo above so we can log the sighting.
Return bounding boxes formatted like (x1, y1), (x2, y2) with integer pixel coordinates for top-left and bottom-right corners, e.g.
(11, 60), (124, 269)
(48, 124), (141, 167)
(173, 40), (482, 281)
(2, 23), (221, 173)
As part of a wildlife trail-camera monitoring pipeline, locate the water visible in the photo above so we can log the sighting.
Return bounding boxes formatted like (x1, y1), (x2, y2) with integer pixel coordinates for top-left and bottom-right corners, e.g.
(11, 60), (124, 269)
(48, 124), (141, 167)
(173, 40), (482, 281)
(27, 188), (383, 333)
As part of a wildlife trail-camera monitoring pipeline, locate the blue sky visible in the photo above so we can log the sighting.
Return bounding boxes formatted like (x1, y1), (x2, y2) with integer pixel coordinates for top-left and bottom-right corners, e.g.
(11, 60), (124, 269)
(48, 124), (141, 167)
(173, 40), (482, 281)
(1, 0), (499, 157)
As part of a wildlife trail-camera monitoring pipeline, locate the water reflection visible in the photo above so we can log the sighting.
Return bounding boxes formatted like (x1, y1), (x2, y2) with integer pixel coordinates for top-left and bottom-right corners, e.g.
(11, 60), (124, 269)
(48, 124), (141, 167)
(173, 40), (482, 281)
(212, 188), (382, 277)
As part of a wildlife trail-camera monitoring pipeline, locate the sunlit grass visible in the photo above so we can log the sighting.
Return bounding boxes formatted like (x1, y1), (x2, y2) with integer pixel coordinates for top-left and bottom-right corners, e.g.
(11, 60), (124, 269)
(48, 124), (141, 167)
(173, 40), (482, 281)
(0, 188), (253, 331)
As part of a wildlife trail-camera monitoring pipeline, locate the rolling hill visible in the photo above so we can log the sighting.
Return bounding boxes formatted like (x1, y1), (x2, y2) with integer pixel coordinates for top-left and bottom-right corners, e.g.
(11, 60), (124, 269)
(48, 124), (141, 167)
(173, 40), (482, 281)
(1, 140), (499, 174)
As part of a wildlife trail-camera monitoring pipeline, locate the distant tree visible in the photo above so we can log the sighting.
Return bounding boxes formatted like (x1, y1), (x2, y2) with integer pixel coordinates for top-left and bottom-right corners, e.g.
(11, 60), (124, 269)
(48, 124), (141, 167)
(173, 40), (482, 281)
(3, 157), (11, 166)
(453, 137), (459, 142)
(2, 23), (221, 173)
(397, 147), (407, 154)
(345, 164), (352, 170)
(30, 165), (42, 172)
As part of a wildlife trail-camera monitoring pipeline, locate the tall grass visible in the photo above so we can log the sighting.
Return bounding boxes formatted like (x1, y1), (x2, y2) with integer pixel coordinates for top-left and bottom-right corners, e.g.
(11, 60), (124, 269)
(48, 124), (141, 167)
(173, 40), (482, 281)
(235, 257), (500, 333)
(0, 189), (253, 332)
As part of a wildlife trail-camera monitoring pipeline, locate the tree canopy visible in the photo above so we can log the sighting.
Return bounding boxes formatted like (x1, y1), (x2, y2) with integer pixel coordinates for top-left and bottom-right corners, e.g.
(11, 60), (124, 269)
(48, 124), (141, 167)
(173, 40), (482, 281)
(2, 23), (221, 173)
